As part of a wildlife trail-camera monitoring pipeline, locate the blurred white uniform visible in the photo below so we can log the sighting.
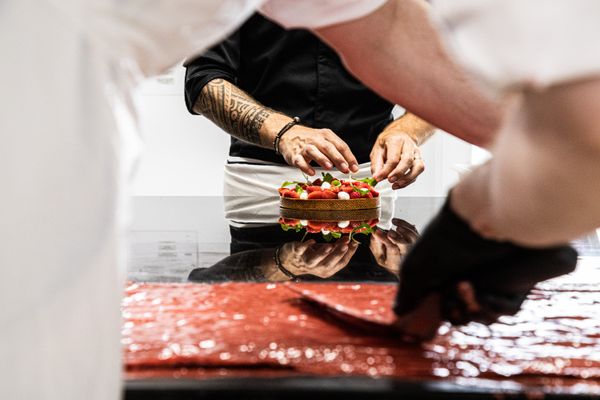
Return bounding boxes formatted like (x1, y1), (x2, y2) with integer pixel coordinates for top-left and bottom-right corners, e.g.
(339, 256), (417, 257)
(432, 0), (600, 91)
(0, 0), (386, 398)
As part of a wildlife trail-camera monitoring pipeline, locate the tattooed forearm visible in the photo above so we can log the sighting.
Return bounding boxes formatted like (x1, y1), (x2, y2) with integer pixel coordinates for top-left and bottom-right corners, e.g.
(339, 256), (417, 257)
(194, 78), (274, 145)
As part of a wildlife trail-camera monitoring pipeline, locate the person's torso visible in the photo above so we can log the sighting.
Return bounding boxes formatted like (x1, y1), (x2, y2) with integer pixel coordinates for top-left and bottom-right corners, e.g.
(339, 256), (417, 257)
(230, 14), (395, 164)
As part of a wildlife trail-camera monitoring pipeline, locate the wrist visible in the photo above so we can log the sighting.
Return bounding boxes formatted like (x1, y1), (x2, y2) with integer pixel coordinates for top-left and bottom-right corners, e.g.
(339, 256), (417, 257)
(273, 117), (300, 155)
(260, 113), (295, 147)
(380, 129), (420, 146)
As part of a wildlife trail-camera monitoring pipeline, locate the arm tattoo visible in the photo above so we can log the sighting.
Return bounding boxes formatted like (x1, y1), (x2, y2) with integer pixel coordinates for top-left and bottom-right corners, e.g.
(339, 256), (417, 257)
(194, 78), (273, 145)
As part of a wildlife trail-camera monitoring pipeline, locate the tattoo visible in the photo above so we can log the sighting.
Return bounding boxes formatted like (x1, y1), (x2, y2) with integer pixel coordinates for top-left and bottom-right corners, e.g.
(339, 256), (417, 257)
(194, 78), (273, 145)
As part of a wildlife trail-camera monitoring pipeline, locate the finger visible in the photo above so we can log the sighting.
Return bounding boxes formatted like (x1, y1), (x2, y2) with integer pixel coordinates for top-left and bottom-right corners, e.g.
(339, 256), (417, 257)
(370, 144), (386, 181)
(291, 154), (315, 176)
(303, 145), (334, 171)
(388, 151), (414, 185)
(400, 158), (425, 186)
(317, 141), (352, 173)
(322, 239), (351, 266)
(393, 177), (417, 190)
(325, 133), (360, 173)
(392, 218), (418, 233)
(377, 142), (403, 182)
(296, 239), (316, 253)
(338, 240), (359, 265)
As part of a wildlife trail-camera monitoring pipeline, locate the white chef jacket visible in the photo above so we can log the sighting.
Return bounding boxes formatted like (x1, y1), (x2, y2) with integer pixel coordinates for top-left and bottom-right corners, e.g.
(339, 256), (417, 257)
(431, 0), (600, 92)
(0, 0), (387, 398)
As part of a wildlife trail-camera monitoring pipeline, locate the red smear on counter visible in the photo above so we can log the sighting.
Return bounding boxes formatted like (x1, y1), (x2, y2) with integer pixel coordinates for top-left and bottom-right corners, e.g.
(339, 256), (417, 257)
(123, 261), (600, 392)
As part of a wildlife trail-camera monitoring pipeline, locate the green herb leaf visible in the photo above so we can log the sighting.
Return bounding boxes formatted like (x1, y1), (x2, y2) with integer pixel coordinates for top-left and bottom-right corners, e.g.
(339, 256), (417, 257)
(352, 185), (370, 195)
(281, 224), (290, 231)
(332, 180), (341, 186)
(321, 172), (335, 183)
(357, 177), (377, 187)
(349, 223), (375, 242)
(331, 231), (342, 239)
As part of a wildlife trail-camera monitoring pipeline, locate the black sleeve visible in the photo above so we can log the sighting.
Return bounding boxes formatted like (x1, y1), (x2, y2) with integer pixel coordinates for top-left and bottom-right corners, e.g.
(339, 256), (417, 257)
(183, 28), (241, 115)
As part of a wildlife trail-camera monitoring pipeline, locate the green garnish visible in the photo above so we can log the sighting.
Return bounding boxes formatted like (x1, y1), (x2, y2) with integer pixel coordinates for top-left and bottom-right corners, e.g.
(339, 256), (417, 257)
(357, 177), (378, 187)
(331, 180), (341, 186)
(349, 223), (376, 242)
(352, 185), (370, 195)
(321, 172), (335, 183)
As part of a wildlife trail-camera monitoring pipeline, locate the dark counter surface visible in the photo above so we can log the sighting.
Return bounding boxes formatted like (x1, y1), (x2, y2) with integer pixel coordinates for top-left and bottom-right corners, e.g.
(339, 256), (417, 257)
(125, 196), (600, 399)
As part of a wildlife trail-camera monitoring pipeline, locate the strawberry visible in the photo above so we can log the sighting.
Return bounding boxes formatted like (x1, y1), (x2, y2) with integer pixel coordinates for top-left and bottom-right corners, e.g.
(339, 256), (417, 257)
(283, 189), (300, 198)
(308, 221), (325, 230)
(308, 191), (324, 199)
(312, 178), (323, 186)
(349, 191), (362, 199)
(306, 185), (322, 193)
(321, 190), (337, 199)
(370, 189), (379, 197)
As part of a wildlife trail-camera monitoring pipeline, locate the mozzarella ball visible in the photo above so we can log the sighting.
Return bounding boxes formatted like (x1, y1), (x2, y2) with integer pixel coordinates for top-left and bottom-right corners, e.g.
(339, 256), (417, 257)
(321, 181), (331, 190)
(337, 191), (350, 200)
(299, 191), (308, 199)
(337, 220), (350, 228)
(300, 220), (308, 226)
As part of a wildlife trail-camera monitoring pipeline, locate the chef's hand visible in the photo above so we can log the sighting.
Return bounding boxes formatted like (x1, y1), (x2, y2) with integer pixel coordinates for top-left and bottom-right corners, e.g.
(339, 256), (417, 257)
(278, 125), (360, 176)
(370, 129), (425, 189)
(279, 237), (358, 279)
(369, 218), (419, 274)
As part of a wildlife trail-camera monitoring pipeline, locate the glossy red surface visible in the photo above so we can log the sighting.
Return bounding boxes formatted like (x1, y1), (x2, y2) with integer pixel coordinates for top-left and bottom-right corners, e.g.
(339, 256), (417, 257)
(123, 261), (600, 393)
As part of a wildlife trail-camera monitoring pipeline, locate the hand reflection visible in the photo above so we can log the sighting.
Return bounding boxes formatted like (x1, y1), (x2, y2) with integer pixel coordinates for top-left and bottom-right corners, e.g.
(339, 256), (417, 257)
(279, 237), (359, 279)
(369, 218), (419, 275)
(392, 248), (577, 341)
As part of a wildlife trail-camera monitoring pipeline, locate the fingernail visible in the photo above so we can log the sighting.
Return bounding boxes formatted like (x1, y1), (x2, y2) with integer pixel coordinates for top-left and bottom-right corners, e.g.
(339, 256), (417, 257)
(389, 176), (397, 183)
(341, 162), (348, 170)
(351, 163), (359, 172)
(325, 162), (332, 169)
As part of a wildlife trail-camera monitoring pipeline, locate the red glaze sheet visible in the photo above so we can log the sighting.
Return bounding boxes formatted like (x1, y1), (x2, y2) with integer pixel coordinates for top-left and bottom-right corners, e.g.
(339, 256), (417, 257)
(123, 261), (600, 392)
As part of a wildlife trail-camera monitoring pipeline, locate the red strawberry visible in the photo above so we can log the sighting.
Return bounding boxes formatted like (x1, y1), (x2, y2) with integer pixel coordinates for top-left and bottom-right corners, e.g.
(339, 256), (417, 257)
(322, 190), (337, 199)
(308, 191), (324, 199)
(283, 189), (300, 198)
(306, 185), (322, 193)
(308, 221), (325, 230)
(312, 178), (323, 186)
(370, 189), (379, 197)
(350, 191), (362, 199)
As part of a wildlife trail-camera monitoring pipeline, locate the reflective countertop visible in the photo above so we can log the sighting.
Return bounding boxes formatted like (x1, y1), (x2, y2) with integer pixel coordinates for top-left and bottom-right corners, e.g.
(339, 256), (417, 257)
(125, 196), (600, 399)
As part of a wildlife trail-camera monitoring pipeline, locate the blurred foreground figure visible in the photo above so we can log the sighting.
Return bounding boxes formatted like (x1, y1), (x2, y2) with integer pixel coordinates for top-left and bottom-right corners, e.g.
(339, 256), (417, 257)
(0, 0), (505, 397)
(396, 0), (600, 315)
(0, 1), (263, 398)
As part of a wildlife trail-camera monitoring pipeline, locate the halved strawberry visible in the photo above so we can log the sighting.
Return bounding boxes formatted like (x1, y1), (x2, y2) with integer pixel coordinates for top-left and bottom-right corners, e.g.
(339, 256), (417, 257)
(349, 191), (362, 199)
(306, 185), (322, 193)
(283, 189), (300, 198)
(308, 191), (324, 199)
(321, 190), (337, 199)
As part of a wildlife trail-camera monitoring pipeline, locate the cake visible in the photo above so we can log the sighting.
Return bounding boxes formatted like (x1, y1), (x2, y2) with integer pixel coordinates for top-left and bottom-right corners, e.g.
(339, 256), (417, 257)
(278, 173), (379, 211)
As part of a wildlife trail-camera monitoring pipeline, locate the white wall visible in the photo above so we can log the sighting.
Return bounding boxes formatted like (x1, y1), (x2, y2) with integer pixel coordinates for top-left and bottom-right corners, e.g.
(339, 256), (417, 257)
(131, 66), (474, 196)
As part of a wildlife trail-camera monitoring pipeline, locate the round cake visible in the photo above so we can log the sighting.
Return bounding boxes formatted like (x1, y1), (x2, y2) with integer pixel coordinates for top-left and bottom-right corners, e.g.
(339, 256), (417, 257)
(278, 174), (380, 211)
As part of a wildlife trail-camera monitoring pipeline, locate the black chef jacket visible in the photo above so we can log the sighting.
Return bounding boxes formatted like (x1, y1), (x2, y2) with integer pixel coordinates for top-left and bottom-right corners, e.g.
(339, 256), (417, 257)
(184, 13), (395, 165)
